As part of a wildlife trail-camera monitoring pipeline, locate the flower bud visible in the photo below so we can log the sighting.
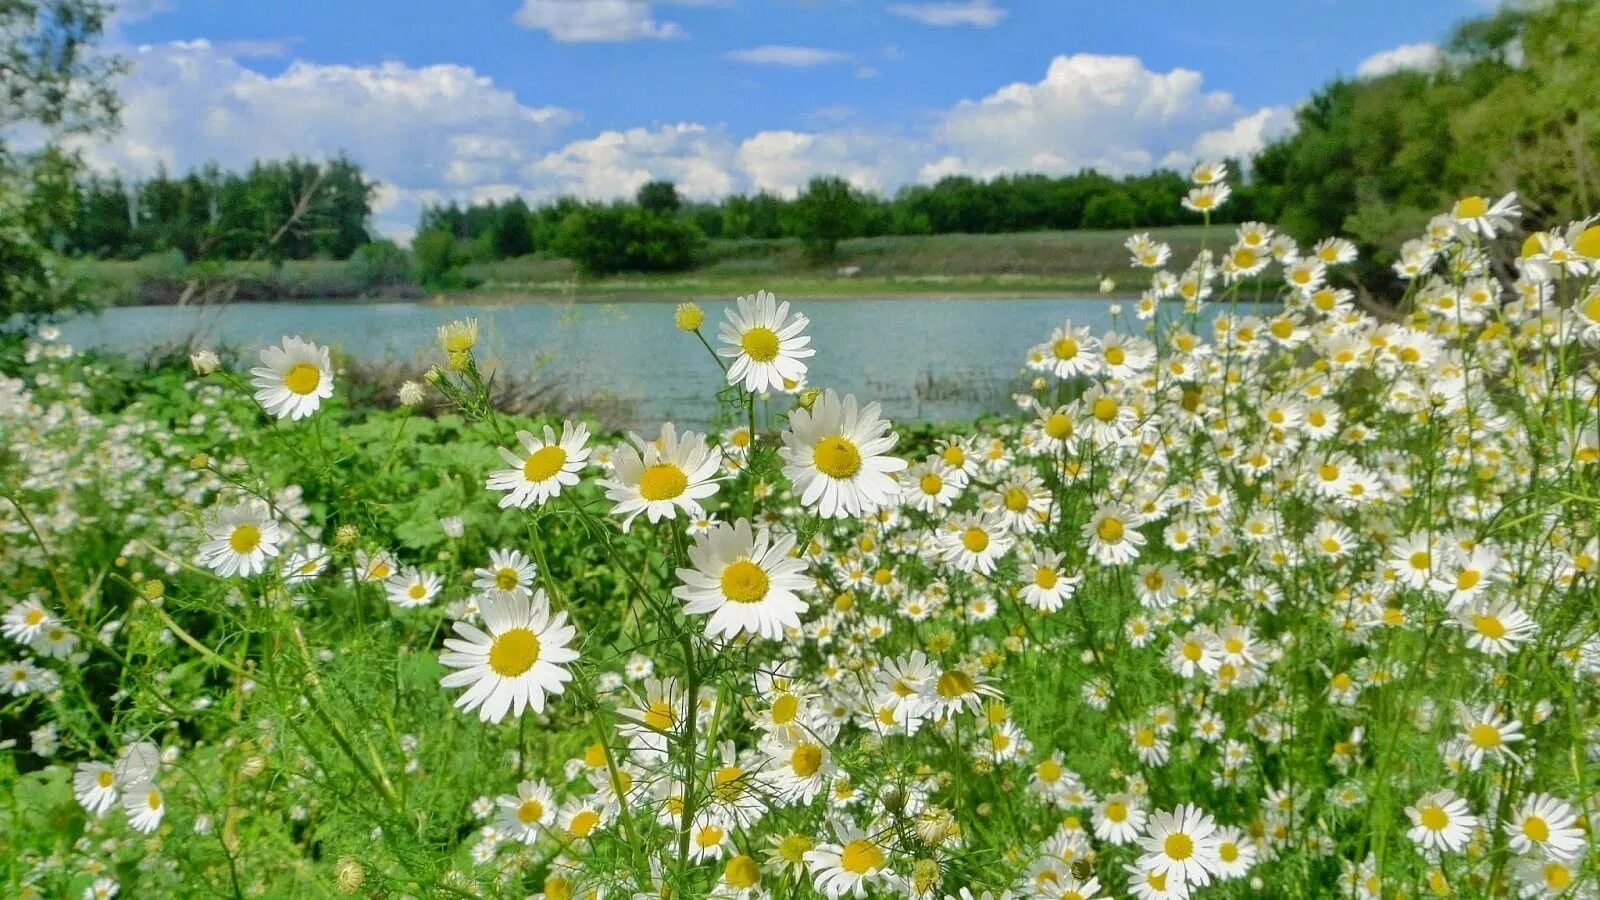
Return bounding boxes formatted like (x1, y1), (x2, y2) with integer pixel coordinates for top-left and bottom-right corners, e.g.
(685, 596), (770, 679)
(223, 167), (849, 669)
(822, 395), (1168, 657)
(674, 302), (704, 332)
(189, 349), (220, 375)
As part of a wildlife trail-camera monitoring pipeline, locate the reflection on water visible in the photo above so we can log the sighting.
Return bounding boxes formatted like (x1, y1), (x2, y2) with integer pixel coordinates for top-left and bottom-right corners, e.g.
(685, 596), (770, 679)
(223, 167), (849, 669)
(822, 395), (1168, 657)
(58, 297), (1162, 428)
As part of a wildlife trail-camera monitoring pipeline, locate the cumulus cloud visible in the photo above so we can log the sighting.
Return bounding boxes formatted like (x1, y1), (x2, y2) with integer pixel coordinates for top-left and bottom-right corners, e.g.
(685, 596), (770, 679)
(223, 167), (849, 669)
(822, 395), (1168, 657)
(888, 0), (1007, 28)
(512, 0), (685, 42)
(929, 54), (1280, 179)
(725, 45), (852, 67)
(84, 44), (1293, 238)
(1355, 42), (1444, 78)
(75, 40), (574, 236)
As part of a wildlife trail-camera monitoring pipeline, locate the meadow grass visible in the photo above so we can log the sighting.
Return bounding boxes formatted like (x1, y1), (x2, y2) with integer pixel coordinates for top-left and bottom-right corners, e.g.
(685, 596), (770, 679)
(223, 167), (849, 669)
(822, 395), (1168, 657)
(4, 190), (1599, 900)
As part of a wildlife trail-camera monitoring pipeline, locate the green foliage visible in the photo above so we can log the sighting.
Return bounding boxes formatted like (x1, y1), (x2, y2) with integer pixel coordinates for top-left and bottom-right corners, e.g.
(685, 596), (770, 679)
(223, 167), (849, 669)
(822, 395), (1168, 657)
(793, 175), (865, 262)
(345, 239), (414, 290)
(636, 180), (682, 216)
(1252, 0), (1600, 286)
(550, 205), (704, 276)
(1080, 189), (1139, 230)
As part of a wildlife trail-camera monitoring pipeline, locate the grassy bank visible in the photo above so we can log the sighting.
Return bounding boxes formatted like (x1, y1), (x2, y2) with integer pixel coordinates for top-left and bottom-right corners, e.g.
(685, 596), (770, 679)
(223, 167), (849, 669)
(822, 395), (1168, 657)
(70, 225), (1206, 305)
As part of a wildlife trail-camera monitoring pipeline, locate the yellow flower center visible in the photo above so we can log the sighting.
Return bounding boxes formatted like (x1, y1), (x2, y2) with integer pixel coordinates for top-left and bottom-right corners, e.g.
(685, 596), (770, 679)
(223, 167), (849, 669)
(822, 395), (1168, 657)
(919, 473), (944, 495)
(1419, 805), (1449, 831)
(523, 445), (568, 481)
(713, 765), (746, 801)
(229, 525), (262, 554)
(284, 363), (322, 395)
(724, 855), (762, 889)
(1546, 863), (1573, 889)
(1097, 517), (1124, 543)
(1409, 551), (1430, 570)
(1092, 397), (1119, 422)
(1037, 759), (1062, 782)
(1105, 801), (1128, 822)
(495, 568), (520, 591)
(1454, 195), (1489, 219)
(1035, 568), (1059, 589)
(771, 693), (798, 724)
(644, 700), (674, 730)
(1468, 723), (1502, 748)
(1523, 815), (1551, 843)
(1456, 569), (1481, 591)
(638, 463), (689, 501)
(487, 627), (541, 677)
(813, 436), (863, 478)
(569, 809), (600, 837)
(791, 744), (824, 777)
(961, 527), (990, 553)
(840, 839), (884, 875)
(1003, 487), (1031, 512)
(1105, 346), (1127, 366)
(97, 770), (114, 788)
(1052, 338), (1079, 360)
(778, 834), (813, 863)
(408, 584), (427, 600)
(1164, 832), (1194, 860)
(941, 446), (966, 467)
(937, 670), (976, 698)
(518, 799), (545, 824)
(740, 326), (781, 363)
(25, 609), (44, 625)
(147, 790), (162, 810)
(720, 559), (770, 604)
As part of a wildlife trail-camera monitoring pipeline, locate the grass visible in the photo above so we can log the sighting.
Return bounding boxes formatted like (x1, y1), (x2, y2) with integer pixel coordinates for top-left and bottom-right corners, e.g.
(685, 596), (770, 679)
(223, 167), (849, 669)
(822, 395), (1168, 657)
(67, 226), (1207, 306)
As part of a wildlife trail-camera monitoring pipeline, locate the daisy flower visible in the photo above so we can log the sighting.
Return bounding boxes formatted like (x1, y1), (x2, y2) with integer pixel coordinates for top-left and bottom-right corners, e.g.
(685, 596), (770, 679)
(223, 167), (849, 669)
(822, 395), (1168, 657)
(1459, 600), (1537, 655)
(73, 761), (118, 816)
(1138, 804), (1222, 889)
(1084, 504), (1146, 566)
(486, 421), (591, 509)
(250, 335), (333, 420)
(1451, 192), (1520, 238)
(717, 290), (815, 394)
(1506, 793), (1584, 860)
(197, 499), (283, 578)
(2, 599), (55, 645)
(1019, 549), (1080, 613)
(385, 567), (441, 609)
(1405, 790), (1478, 854)
(439, 589), (579, 724)
(673, 518), (810, 641)
(780, 390), (906, 519)
(1456, 702), (1523, 770)
(497, 779), (556, 844)
(473, 548), (539, 599)
(123, 781), (166, 834)
(805, 825), (894, 898)
(283, 543), (329, 584)
(601, 423), (723, 530)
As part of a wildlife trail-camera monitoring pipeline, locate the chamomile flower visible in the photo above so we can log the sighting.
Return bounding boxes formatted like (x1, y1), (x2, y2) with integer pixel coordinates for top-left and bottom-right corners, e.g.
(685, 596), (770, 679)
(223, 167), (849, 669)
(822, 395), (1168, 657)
(123, 781), (166, 834)
(2, 599), (55, 645)
(73, 762), (118, 816)
(674, 519), (810, 641)
(497, 779), (556, 843)
(439, 589), (578, 724)
(486, 421), (592, 508)
(602, 423), (723, 530)
(781, 390), (906, 519)
(1506, 793), (1584, 861)
(938, 512), (1014, 575)
(1451, 192), (1521, 238)
(1138, 804), (1222, 888)
(385, 567), (441, 609)
(805, 826), (894, 898)
(250, 336), (333, 420)
(1085, 504), (1146, 565)
(197, 500), (283, 578)
(1406, 790), (1478, 853)
(718, 290), (815, 394)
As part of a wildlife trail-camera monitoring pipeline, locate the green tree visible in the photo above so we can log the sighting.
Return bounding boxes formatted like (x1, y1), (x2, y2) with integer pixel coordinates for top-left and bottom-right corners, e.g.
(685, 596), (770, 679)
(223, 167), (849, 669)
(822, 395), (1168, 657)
(1, 0), (124, 319)
(793, 176), (864, 262)
(490, 198), (535, 258)
(636, 180), (681, 216)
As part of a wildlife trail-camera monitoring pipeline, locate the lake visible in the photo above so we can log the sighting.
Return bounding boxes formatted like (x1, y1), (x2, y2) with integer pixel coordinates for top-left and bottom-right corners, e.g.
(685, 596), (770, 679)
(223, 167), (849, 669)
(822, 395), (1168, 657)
(57, 297), (1146, 428)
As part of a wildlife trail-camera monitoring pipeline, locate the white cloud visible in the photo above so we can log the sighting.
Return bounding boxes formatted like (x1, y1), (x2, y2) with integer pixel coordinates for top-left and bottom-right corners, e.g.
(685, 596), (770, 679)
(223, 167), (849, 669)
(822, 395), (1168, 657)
(512, 0), (685, 42)
(1355, 42), (1444, 78)
(84, 44), (1293, 239)
(929, 54), (1275, 179)
(76, 40), (575, 236)
(725, 45), (852, 67)
(888, 0), (1007, 28)
(526, 124), (738, 200)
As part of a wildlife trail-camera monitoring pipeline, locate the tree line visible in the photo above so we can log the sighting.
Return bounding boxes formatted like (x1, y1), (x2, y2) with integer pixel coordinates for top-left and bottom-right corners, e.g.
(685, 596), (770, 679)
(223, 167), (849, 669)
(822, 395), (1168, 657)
(411, 167), (1272, 278)
(63, 157), (375, 262)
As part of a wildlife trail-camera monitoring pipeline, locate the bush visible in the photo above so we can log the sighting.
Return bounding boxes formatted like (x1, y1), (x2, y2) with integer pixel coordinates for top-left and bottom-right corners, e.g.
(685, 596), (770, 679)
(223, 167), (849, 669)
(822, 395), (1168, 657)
(344, 239), (414, 290)
(551, 206), (703, 276)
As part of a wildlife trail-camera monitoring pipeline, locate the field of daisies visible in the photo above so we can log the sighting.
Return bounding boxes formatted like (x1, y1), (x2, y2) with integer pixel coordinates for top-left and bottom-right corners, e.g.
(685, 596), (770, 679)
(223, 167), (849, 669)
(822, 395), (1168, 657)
(3, 171), (1599, 900)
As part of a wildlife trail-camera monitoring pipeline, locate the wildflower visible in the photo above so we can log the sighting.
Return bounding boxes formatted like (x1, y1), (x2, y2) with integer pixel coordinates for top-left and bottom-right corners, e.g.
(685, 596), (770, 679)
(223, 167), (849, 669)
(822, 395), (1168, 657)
(189, 349), (220, 375)
(1506, 793), (1584, 861)
(437, 318), (479, 354)
(384, 567), (441, 609)
(1138, 804), (1222, 888)
(250, 336), (333, 420)
(73, 762), (118, 816)
(1405, 790), (1478, 853)
(198, 500), (283, 578)
(486, 421), (592, 509)
(2, 599), (55, 645)
(497, 779), (556, 843)
(473, 548), (539, 600)
(780, 389), (906, 519)
(439, 589), (578, 724)
(717, 290), (815, 394)
(675, 302), (705, 331)
(601, 423), (723, 530)
(806, 826), (894, 897)
(1451, 192), (1520, 238)
(674, 519), (811, 641)
(123, 782), (166, 834)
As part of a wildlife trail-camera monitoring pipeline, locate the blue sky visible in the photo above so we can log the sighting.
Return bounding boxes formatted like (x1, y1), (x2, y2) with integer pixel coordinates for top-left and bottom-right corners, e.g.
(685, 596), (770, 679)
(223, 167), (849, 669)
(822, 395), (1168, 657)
(96, 1), (1484, 237)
